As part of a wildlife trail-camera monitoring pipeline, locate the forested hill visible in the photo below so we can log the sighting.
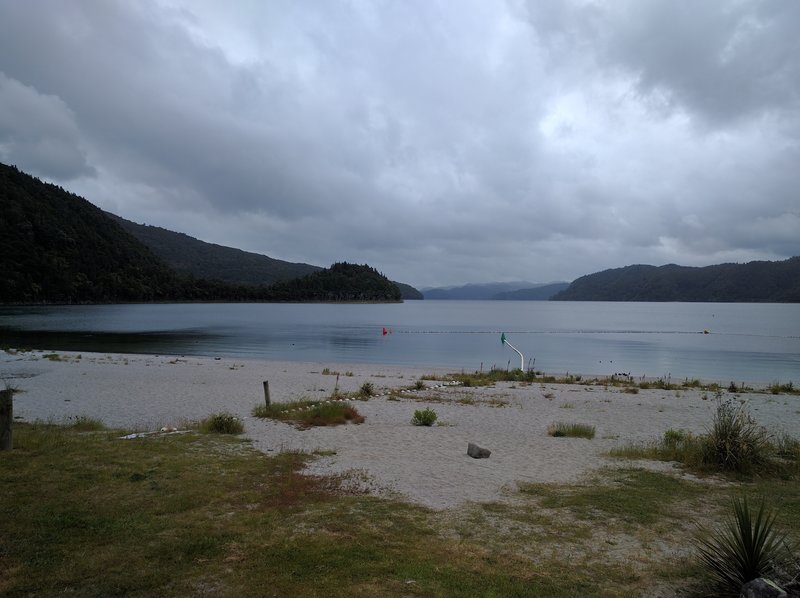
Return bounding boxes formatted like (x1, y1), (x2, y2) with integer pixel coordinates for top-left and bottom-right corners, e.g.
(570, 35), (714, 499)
(1, 163), (186, 303)
(263, 262), (402, 302)
(552, 259), (800, 302)
(109, 214), (422, 299)
(109, 215), (322, 287)
(0, 162), (406, 303)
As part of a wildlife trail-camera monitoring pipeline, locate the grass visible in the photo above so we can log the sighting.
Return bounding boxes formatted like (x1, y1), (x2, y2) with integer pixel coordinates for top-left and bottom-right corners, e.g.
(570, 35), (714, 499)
(547, 421), (596, 439)
(253, 399), (365, 429)
(411, 408), (437, 426)
(445, 370), (798, 397)
(199, 412), (244, 434)
(610, 400), (799, 478)
(2, 422), (800, 595)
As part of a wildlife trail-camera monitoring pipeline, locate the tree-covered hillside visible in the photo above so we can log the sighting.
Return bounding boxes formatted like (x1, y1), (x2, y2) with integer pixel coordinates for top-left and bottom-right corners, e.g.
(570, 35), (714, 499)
(264, 262), (402, 302)
(110, 214), (422, 299)
(110, 215), (321, 286)
(0, 163), (406, 304)
(552, 260), (800, 302)
(1, 163), (185, 303)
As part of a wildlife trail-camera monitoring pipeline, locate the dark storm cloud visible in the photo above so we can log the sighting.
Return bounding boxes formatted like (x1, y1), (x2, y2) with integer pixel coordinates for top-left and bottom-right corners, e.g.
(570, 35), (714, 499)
(0, 0), (797, 286)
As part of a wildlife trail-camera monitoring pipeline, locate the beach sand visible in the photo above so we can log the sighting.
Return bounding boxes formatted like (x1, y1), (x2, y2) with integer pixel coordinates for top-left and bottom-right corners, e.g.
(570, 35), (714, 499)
(3, 349), (797, 509)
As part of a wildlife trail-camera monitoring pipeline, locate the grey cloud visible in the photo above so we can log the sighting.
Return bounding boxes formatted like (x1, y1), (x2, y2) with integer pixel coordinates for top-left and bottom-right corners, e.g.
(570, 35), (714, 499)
(0, 0), (797, 287)
(0, 73), (94, 179)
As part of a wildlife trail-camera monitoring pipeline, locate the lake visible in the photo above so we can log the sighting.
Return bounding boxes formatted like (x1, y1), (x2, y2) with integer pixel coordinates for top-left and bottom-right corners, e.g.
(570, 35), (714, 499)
(1, 301), (798, 384)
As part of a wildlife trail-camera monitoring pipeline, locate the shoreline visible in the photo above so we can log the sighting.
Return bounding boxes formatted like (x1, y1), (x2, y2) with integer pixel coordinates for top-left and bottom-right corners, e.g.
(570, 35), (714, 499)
(3, 348), (798, 509)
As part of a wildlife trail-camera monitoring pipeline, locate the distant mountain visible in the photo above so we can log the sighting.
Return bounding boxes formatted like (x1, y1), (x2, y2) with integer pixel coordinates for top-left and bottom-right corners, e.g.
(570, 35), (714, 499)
(110, 215), (422, 300)
(552, 260), (800, 302)
(493, 282), (570, 300)
(394, 282), (423, 300)
(423, 281), (538, 300)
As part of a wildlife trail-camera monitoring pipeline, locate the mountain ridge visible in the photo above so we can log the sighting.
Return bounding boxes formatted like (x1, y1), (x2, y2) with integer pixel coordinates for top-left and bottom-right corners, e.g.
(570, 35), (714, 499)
(552, 260), (800, 302)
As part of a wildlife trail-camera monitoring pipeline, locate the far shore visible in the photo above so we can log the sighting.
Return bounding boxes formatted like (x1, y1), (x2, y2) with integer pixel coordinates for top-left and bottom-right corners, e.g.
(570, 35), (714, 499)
(3, 348), (798, 509)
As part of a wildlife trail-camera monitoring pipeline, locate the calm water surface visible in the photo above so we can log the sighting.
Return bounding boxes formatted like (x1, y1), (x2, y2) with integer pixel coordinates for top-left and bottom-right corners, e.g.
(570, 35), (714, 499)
(1, 301), (798, 383)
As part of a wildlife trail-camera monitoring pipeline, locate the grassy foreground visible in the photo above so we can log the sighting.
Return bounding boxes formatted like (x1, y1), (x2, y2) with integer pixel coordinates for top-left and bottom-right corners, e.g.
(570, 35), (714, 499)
(2, 422), (800, 597)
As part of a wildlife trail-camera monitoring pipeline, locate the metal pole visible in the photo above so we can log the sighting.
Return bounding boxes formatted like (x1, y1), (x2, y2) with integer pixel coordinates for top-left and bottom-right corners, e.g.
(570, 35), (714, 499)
(502, 337), (525, 371)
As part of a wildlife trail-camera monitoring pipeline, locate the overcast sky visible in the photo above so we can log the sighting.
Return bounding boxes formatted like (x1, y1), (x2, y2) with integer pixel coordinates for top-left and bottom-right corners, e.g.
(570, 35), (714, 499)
(1, 1), (798, 288)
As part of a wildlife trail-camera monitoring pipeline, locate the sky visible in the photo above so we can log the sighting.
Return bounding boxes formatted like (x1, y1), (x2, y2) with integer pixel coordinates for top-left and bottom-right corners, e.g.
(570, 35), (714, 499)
(1, 1), (798, 288)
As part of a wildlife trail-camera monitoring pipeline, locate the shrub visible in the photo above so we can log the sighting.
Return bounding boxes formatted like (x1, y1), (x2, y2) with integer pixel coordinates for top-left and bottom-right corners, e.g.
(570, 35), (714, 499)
(663, 428), (687, 447)
(414, 380), (425, 390)
(200, 412), (244, 434)
(359, 382), (375, 397)
(252, 400), (364, 429)
(696, 497), (793, 595)
(702, 399), (771, 474)
(411, 408), (437, 426)
(66, 416), (106, 432)
(547, 422), (595, 439)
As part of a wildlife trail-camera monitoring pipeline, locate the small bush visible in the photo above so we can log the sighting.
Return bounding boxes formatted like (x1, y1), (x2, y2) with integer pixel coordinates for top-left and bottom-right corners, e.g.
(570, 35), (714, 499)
(547, 422), (595, 439)
(253, 400), (364, 429)
(200, 412), (244, 434)
(414, 380), (425, 390)
(359, 382), (375, 397)
(411, 408), (437, 426)
(663, 428), (687, 447)
(702, 399), (771, 474)
(66, 416), (106, 432)
(696, 497), (794, 595)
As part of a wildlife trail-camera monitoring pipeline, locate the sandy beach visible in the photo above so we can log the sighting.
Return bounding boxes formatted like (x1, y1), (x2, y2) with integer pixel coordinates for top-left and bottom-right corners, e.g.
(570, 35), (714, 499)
(3, 349), (797, 509)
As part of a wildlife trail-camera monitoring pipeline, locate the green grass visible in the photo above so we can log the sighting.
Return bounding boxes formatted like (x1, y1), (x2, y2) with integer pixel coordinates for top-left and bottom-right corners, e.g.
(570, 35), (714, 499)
(199, 412), (244, 434)
(547, 421), (596, 439)
(609, 401), (799, 478)
(2, 422), (800, 596)
(253, 399), (365, 429)
(411, 408), (437, 426)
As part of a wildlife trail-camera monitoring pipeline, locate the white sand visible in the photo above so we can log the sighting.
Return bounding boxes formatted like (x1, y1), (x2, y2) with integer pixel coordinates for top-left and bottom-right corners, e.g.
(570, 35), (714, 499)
(3, 349), (797, 509)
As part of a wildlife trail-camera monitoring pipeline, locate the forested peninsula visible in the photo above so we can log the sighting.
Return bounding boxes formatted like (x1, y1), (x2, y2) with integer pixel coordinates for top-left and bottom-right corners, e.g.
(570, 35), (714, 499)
(0, 163), (403, 304)
(552, 260), (800, 302)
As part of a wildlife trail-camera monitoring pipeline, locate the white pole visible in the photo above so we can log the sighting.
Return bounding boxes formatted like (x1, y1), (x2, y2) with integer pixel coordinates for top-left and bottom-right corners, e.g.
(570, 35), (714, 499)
(502, 334), (525, 371)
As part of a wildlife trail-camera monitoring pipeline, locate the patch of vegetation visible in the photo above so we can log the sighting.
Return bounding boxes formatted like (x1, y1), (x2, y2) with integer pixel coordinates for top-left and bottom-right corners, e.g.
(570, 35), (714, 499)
(768, 381), (796, 395)
(3, 421), (800, 596)
(411, 408), (438, 426)
(520, 468), (707, 527)
(65, 415), (106, 432)
(610, 401), (800, 478)
(696, 497), (796, 595)
(199, 412), (244, 434)
(253, 400), (365, 429)
(358, 382), (374, 397)
(547, 422), (596, 439)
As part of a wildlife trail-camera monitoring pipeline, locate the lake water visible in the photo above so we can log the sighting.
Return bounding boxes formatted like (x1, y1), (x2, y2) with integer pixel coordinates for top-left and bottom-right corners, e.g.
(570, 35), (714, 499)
(1, 301), (798, 383)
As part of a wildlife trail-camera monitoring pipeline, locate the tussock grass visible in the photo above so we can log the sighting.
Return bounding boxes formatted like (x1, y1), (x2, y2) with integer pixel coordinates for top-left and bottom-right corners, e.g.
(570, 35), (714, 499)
(411, 408), (437, 426)
(547, 421), (596, 439)
(65, 415), (106, 431)
(610, 401), (800, 478)
(199, 412), (243, 434)
(253, 399), (364, 429)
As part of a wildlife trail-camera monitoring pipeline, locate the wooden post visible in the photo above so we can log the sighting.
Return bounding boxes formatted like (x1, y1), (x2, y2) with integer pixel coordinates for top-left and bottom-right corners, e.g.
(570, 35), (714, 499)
(0, 388), (12, 451)
(262, 381), (270, 406)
